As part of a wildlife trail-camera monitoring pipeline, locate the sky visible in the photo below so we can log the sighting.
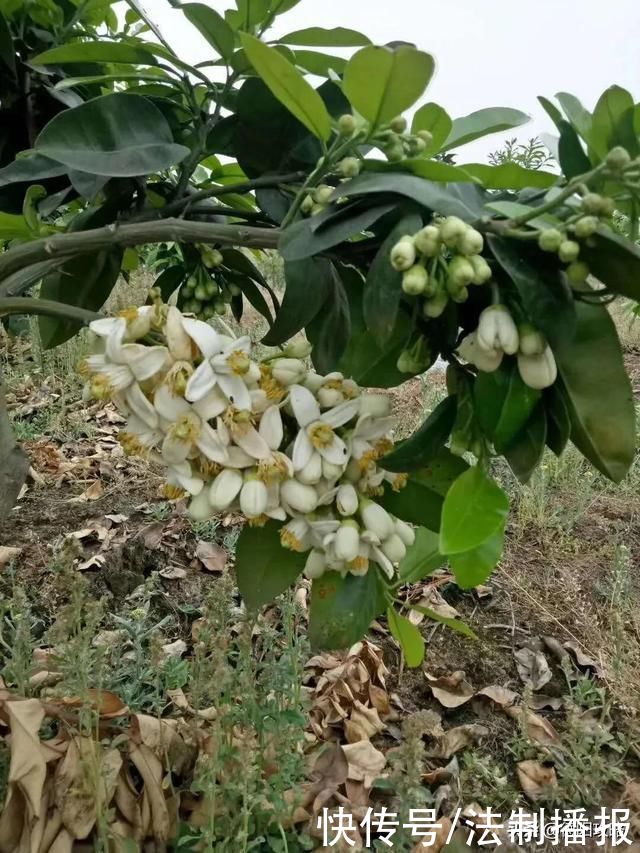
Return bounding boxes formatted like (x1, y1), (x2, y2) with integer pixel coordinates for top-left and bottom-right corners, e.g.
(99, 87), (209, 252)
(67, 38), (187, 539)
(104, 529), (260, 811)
(138, 0), (640, 160)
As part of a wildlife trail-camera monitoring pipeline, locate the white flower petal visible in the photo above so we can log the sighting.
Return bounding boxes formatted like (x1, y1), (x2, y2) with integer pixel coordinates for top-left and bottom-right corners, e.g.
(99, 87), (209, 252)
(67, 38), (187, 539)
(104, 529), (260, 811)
(162, 434), (191, 465)
(196, 421), (229, 464)
(90, 317), (126, 340)
(125, 383), (158, 429)
(154, 384), (191, 421)
(259, 406), (283, 451)
(185, 360), (218, 403)
(166, 306), (192, 361)
(104, 364), (134, 393)
(292, 430), (314, 471)
(193, 387), (228, 421)
(174, 470), (204, 496)
(225, 446), (256, 468)
(181, 317), (225, 358)
(319, 435), (349, 466)
(321, 398), (360, 429)
(290, 384), (321, 428)
(234, 425), (271, 460)
(355, 414), (396, 442)
(217, 374), (251, 410)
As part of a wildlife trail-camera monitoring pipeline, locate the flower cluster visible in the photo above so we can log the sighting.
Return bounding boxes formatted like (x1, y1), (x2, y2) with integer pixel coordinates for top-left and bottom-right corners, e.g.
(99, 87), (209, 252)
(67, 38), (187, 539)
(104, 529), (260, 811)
(80, 304), (414, 581)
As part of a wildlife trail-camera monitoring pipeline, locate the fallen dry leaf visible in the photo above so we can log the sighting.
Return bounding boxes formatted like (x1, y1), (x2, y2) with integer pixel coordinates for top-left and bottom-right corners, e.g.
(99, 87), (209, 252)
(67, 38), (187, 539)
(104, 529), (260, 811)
(309, 742), (349, 790)
(4, 698), (46, 819)
(140, 522), (165, 549)
(104, 513), (128, 524)
(514, 647), (552, 691)
(503, 706), (560, 746)
(517, 760), (557, 801)
(424, 724), (488, 759)
(426, 671), (474, 709)
(161, 639), (187, 660)
(529, 694), (563, 711)
(411, 817), (452, 852)
(563, 641), (603, 676)
(60, 689), (128, 719)
(69, 481), (104, 502)
(159, 566), (187, 581)
(342, 740), (386, 787)
(477, 685), (519, 707)
(344, 701), (385, 743)
(195, 540), (227, 573)
(0, 546), (21, 568)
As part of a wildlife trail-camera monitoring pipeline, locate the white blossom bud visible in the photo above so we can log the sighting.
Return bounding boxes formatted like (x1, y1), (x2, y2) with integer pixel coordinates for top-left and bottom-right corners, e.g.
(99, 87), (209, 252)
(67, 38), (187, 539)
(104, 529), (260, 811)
(250, 389), (269, 413)
(303, 372), (326, 393)
(394, 518), (416, 547)
(390, 237), (416, 271)
(440, 216), (467, 248)
(304, 549), (327, 579)
(477, 305), (519, 355)
(318, 386), (344, 408)
(240, 477), (269, 518)
(458, 227), (484, 257)
(271, 358), (307, 386)
(297, 453), (323, 485)
(360, 393), (391, 418)
(380, 532), (406, 563)
(322, 460), (344, 482)
(337, 483), (359, 516)
(518, 324), (546, 357)
(245, 362), (261, 385)
(468, 255), (492, 285)
(284, 339), (313, 359)
(457, 332), (503, 373)
(360, 499), (394, 540)
(188, 489), (215, 521)
(209, 469), (243, 510)
(414, 225), (441, 257)
(281, 479), (319, 513)
(334, 521), (360, 562)
(517, 346), (557, 390)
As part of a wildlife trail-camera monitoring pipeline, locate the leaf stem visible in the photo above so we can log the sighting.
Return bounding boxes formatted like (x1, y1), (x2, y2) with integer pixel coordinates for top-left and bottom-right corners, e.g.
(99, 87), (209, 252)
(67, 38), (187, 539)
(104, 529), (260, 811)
(509, 163), (607, 227)
(0, 296), (101, 323)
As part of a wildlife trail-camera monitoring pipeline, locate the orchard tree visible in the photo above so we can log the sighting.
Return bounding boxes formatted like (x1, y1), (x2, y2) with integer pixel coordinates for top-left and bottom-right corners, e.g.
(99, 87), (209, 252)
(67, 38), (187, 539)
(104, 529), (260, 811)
(0, 0), (638, 662)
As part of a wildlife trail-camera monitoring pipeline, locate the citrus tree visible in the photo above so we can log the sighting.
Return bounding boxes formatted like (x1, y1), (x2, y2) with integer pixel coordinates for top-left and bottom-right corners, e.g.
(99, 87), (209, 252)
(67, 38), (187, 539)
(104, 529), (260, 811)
(0, 0), (638, 663)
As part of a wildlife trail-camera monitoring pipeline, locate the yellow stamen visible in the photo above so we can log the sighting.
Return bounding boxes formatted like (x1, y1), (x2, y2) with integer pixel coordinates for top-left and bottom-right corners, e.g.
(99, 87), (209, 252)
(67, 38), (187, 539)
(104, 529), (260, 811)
(358, 450), (378, 473)
(308, 422), (334, 450)
(90, 375), (113, 400)
(248, 514), (268, 527)
(259, 365), (285, 402)
(196, 458), (223, 478)
(280, 529), (305, 552)
(169, 414), (200, 443)
(348, 555), (369, 572)
(226, 349), (251, 376)
(258, 454), (289, 484)
(78, 359), (91, 378)
(223, 406), (254, 435)
(166, 362), (193, 396)
(362, 483), (384, 498)
(375, 438), (394, 458)
(164, 484), (187, 500)
(390, 473), (408, 492)
(118, 432), (150, 458)
(117, 307), (139, 322)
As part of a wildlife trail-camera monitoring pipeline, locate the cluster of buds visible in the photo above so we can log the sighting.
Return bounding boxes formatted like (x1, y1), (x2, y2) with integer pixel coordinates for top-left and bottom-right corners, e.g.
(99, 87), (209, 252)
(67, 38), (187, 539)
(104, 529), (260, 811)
(80, 304), (414, 582)
(337, 112), (434, 162)
(179, 246), (240, 320)
(390, 216), (492, 321)
(458, 307), (557, 390)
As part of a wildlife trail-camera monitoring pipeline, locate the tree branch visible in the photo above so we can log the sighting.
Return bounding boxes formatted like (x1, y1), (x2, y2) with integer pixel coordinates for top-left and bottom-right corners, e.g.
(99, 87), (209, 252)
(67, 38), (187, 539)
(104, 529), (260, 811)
(0, 219), (281, 290)
(0, 297), (102, 323)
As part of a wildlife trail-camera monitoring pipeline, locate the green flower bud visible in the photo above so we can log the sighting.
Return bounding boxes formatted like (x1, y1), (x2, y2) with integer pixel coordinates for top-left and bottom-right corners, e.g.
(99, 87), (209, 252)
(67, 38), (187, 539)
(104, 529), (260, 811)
(390, 237), (416, 271)
(573, 216), (599, 239)
(313, 185), (334, 205)
(423, 288), (449, 318)
(187, 299), (202, 315)
(518, 323), (546, 357)
(606, 146), (631, 171)
(338, 114), (356, 135)
(566, 260), (590, 284)
(396, 337), (431, 374)
(402, 264), (429, 295)
(558, 240), (580, 263)
(581, 193), (604, 215)
(538, 228), (564, 252)
(214, 299), (227, 315)
(311, 203), (326, 216)
(301, 194), (314, 214)
(457, 227), (484, 257)
(183, 277), (196, 294)
(201, 247), (223, 268)
(414, 224), (441, 257)
(599, 196), (615, 217)
(195, 284), (209, 302)
(440, 216), (467, 248)
(386, 143), (405, 162)
(469, 254), (492, 285)
(408, 136), (427, 156)
(390, 115), (407, 134)
(338, 157), (361, 178)
(447, 255), (475, 288)
(203, 305), (216, 320)
(416, 129), (433, 146)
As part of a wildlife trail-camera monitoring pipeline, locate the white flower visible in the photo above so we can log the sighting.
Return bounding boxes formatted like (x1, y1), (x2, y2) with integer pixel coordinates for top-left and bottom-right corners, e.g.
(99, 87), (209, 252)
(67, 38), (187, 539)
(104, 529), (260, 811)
(289, 384), (359, 472)
(209, 468), (243, 510)
(166, 460), (204, 496)
(336, 483), (358, 516)
(394, 519), (416, 547)
(334, 521), (360, 562)
(165, 306), (192, 361)
(517, 346), (557, 390)
(181, 318), (252, 410)
(240, 475), (268, 518)
(359, 394), (391, 418)
(304, 549), (327, 579)
(271, 358), (307, 386)
(280, 478), (319, 514)
(380, 533), (406, 563)
(153, 385), (228, 466)
(218, 407), (272, 461)
(518, 324), (546, 357)
(280, 518), (312, 552)
(477, 305), (519, 355)
(317, 386), (344, 408)
(458, 332), (503, 373)
(118, 414), (163, 457)
(360, 499), (394, 540)
(349, 414), (395, 469)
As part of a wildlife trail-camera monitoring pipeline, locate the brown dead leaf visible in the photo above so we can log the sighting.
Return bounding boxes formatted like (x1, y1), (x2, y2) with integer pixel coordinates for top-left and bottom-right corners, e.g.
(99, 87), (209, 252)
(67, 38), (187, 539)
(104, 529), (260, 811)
(410, 817), (452, 852)
(563, 641), (603, 676)
(129, 744), (170, 841)
(514, 647), (552, 691)
(69, 480), (103, 502)
(517, 760), (557, 801)
(105, 513), (128, 524)
(426, 671), (474, 708)
(77, 553), (107, 572)
(195, 540), (227, 573)
(342, 740), (386, 787)
(0, 546), (21, 568)
(503, 706), (560, 746)
(5, 698), (46, 819)
(529, 694), (563, 711)
(141, 522), (165, 549)
(159, 566), (187, 580)
(344, 701), (385, 743)
(476, 685), (519, 707)
(620, 779), (640, 838)
(424, 724), (488, 759)
(60, 688), (128, 719)
(70, 525), (109, 543)
(309, 742), (349, 790)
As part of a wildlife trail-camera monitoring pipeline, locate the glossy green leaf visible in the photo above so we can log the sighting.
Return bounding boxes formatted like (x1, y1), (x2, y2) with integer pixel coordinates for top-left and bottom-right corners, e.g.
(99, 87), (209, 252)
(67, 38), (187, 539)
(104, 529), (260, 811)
(483, 200), (560, 231)
(31, 41), (157, 66)
(410, 605), (478, 640)
(459, 162), (557, 190)
(38, 250), (122, 349)
(379, 451), (468, 532)
(155, 266), (185, 301)
(239, 34), (331, 141)
(537, 95), (564, 130)
(474, 361), (541, 452)
(396, 159), (473, 184)
(448, 525), (505, 590)
(579, 228), (640, 301)
(35, 93), (189, 177)
(309, 570), (380, 650)
(0, 212), (33, 241)
(280, 26), (370, 47)
(382, 396), (457, 472)
(269, 0), (303, 14)
(235, 521), (306, 611)
(555, 92), (593, 142)
(443, 107), (530, 151)
(0, 153), (68, 187)
(553, 298), (635, 483)
(363, 211), (422, 342)
(343, 45), (434, 129)
(590, 85), (637, 159)
(440, 466), (509, 555)
(54, 72), (171, 91)
(263, 257), (333, 345)
(0, 11), (15, 76)
(411, 102), (452, 154)
(503, 403), (547, 484)
(293, 50), (346, 77)
(387, 608), (424, 667)
(557, 119), (591, 178)
(335, 172), (480, 222)
(488, 235), (575, 347)
(232, 0), (271, 29)
(397, 527), (444, 585)
(306, 263), (351, 373)
(544, 385), (571, 457)
(183, 3), (236, 61)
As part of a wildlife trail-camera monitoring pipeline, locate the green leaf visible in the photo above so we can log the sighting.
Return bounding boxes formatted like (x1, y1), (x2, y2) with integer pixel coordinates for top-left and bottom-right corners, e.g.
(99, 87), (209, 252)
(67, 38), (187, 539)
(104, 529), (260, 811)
(474, 361), (541, 452)
(487, 235), (575, 348)
(0, 153), (68, 187)
(31, 41), (157, 66)
(335, 172), (481, 222)
(379, 451), (468, 532)
(38, 251), (122, 349)
(443, 107), (530, 151)
(0, 10), (16, 76)
(306, 263), (351, 373)
(239, 34), (331, 141)
(263, 257), (333, 345)
(293, 50), (346, 77)
(538, 95), (564, 130)
(555, 92), (593, 142)
(280, 26), (370, 46)
(0, 212), (33, 241)
(503, 403), (547, 484)
(579, 228), (640, 301)
(590, 86), (636, 159)
(553, 298), (635, 483)
(343, 45), (434, 129)
(557, 119), (592, 178)
(395, 159), (473, 184)
(440, 466), (509, 555)
(411, 102), (452, 155)
(54, 72), (171, 91)
(382, 396), (457, 473)
(449, 525), (505, 590)
(410, 606), (478, 640)
(155, 266), (185, 301)
(309, 570), (380, 650)
(483, 200), (560, 231)
(387, 609), (424, 667)
(35, 93), (189, 177)
(544, 384), (571, 457)
(363, 211), (422, 342)
(182, 3), (236, 61)
(235, 521), (306, 611)
(397, 527), (444, 585)
(459, 162), (557, 191)
(233, 0), (271, 29)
